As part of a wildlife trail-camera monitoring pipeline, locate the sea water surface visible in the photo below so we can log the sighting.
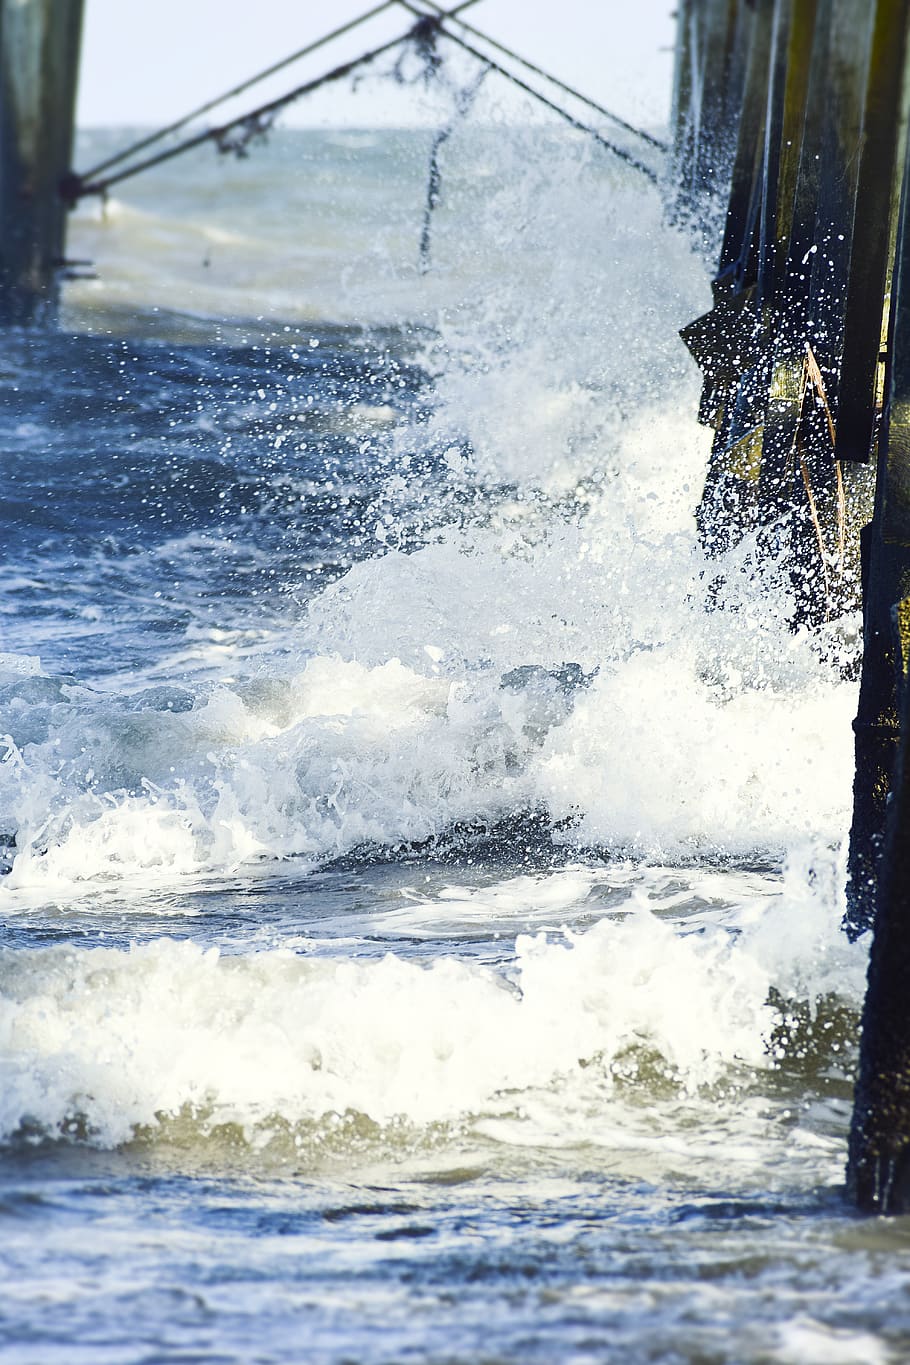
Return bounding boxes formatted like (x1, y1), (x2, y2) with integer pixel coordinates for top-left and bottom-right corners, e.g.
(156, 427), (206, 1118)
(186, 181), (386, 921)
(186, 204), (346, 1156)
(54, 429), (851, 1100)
(0, 121), (905, 1363)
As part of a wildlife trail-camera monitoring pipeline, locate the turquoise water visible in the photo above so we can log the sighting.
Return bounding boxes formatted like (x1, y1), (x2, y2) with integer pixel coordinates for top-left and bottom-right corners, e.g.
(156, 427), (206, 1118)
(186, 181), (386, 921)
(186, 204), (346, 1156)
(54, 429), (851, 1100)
(0, 123), (903, 1363)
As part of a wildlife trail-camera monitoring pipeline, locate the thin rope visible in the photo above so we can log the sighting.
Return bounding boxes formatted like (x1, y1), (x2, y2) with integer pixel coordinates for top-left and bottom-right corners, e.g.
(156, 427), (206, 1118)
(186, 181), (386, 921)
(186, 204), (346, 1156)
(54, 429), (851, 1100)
(406, 16), (660, 185)
(79, 0), (402, 183)
(405, 0), (667, 152)
(789, 342), (849, 621)
(797, 448), (832, 614)
(419, 63), (490, 270)
(804, 342), (845, 570)
(67, 5), (479, 201)
(791, 357), (832, 617)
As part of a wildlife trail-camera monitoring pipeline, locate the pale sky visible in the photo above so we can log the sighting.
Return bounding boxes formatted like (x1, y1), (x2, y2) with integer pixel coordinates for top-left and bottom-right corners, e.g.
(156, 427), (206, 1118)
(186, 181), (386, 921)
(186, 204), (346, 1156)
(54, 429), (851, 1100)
(76, 2), (676, 132)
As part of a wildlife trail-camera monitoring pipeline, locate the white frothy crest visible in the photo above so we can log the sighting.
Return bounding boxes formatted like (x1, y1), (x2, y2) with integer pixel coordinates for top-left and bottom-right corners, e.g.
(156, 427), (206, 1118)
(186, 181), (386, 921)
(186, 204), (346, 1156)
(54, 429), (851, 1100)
(0, 904), (769, 1148)
(0, 848), (867, 1153)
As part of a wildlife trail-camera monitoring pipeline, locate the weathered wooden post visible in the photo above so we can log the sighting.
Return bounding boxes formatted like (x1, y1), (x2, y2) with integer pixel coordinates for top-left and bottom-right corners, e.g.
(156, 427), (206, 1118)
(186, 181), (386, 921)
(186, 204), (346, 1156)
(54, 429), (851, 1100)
(846, 436), (910, 1211)
(841, 0), (910, 940)
(0, 0), (83, 325)
(679, 0), (885, 620)
(681, 0), (847, 579)
(670, 0), (750, 223)
(846, 32), (910, 1207)
(848, 637), (910, 1212)
(671, 0), (910, 1210)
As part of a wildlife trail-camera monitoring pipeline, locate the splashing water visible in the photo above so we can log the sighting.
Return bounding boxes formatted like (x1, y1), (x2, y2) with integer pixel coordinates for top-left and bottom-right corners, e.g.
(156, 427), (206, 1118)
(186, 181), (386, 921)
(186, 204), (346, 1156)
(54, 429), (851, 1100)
(0, 123), (894, 1365)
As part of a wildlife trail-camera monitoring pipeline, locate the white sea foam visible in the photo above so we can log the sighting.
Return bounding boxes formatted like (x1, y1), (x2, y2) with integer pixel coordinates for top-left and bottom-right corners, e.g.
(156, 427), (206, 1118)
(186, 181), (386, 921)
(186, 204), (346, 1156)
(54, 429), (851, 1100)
(0, 859), (860, 1151)
(3, 128), (860, 907)
(0, 105), (893, 1365)
(0, 654), (41, 680)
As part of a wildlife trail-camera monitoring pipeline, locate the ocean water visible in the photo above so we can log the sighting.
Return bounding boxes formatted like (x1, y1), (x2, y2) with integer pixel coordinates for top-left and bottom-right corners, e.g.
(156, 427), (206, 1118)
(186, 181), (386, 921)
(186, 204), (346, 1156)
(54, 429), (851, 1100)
(0, 119), (905, 1363)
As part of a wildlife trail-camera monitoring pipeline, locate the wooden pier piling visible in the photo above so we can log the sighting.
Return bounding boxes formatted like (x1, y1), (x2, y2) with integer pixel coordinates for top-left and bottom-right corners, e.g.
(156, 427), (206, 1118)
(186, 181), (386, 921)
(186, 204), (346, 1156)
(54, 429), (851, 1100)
(846, 85), (910, 1211)
(672, 0), (910, 1212)
(680, 0), (880, 615)
(0, 0), (83, 325)
(671, 0), (751, 222)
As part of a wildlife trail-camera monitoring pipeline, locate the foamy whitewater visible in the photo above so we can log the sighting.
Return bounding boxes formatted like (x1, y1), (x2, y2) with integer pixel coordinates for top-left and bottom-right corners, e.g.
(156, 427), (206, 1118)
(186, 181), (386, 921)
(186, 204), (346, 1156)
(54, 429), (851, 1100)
(0, 110), (906, 1365)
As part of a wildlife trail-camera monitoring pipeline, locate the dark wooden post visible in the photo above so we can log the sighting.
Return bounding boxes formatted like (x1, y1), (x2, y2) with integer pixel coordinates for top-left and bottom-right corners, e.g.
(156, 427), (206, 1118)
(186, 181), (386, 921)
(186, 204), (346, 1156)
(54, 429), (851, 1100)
(679, 0), (889, 624)
(753, 0), (815, 552)
(0, 0), (84, 325)
(758, 0), (880, 621)
(848, 627), (910, 1212)
(843, 0), (910, 937)
(671, 0), (910, 1216)
(848, 159), (910, 1185)
(835, 0), (910, 467)
(671, 0), (749, 222)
